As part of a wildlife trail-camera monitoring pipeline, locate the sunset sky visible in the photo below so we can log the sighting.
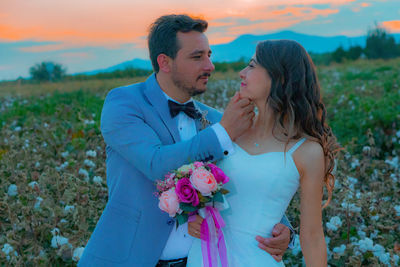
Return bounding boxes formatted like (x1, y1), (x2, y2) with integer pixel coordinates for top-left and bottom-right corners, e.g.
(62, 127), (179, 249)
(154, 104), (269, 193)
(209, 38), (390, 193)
(0, 0), (399, 80)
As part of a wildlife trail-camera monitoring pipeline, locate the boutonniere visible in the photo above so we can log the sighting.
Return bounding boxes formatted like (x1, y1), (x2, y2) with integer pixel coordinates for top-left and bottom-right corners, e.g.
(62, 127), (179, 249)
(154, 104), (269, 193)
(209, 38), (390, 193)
(199, 110), (211, 130)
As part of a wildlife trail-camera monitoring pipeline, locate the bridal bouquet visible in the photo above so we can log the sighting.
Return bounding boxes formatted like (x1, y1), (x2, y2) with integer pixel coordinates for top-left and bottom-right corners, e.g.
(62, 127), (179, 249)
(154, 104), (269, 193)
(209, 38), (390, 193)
(155, 161), (229, 225)
(155, 161), (230, 267)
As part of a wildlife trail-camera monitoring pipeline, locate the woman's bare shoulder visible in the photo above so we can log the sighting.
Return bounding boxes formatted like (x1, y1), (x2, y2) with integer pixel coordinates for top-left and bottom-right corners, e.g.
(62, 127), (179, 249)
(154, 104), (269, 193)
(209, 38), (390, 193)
(293, 139), (325, 176)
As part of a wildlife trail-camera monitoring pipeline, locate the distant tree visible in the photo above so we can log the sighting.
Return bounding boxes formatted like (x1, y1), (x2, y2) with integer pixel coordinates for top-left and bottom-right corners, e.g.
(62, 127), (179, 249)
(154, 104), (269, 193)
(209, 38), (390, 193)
(213, 62), (229, 72)
(364, 25), (399, 59)
(212, 58), (247, 73)
(230, 57), (248, 71)
(332, 46), (346, 63)
(30, 61), (66, 82)
(347, 45), (363, 60)
(309, 52), (334, 65)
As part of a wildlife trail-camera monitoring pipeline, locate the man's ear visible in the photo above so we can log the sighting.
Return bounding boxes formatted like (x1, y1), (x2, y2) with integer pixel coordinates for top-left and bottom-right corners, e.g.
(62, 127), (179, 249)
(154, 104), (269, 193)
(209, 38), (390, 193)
(157, 54), (172, 73)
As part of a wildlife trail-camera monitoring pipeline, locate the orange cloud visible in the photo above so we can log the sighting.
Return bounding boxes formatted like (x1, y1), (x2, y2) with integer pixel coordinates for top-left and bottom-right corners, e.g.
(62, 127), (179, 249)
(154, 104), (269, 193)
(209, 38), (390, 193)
(0, 0), (353, 48)
(0, 24), (38, 41)
(352, 1), (371, 12)
(1, 23), (141, 47)
(19, 44), (77, 53)
(271, 6), (338, 17)
(351, 3), (371, 12)
(207, 6), (338, 44)
(207, 34), (237, 45)
(381, 20), (400, 33)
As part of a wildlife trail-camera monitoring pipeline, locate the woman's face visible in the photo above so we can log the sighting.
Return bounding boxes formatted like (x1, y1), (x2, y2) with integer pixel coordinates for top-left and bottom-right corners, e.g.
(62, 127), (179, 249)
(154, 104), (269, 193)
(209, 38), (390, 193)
(239, 57), (271, 104)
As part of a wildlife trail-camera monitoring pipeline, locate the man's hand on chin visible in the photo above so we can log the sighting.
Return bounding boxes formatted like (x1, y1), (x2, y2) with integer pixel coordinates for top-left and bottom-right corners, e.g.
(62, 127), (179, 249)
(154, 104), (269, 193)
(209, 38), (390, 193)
(255, 223), (290, 262)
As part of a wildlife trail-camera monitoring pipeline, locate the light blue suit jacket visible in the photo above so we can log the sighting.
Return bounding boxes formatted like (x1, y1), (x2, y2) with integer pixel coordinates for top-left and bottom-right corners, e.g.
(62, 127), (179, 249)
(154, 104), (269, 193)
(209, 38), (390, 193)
(78, 74), (226, 266)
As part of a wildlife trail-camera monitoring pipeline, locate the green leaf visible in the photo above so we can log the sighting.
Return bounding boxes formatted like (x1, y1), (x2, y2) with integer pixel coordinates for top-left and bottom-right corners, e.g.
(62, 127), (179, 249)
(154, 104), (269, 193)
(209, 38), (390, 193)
(363, 251), (373, 259)
(176, 213), (188, 228)
(198, 194), (212, 203)
(213, 191), (224, 203)
(180, 203), (198, 212)
(220, 188), (230, 195)
(340, 231), (348, 240)
(349, 226), (357, 237)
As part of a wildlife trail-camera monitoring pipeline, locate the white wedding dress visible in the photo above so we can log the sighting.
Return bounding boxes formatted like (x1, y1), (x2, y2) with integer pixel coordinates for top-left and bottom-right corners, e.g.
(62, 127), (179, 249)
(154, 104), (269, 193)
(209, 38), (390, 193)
(187, 138), (306, 267)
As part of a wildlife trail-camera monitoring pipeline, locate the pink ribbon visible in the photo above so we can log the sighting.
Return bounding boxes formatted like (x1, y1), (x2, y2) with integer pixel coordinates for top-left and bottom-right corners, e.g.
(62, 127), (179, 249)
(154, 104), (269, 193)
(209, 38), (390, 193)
(200, 206), (228, 267)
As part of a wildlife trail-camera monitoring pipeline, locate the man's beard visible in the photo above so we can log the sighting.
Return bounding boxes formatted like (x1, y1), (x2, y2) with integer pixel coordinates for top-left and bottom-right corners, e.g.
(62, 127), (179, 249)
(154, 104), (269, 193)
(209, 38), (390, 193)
(171, 71), (210, 97)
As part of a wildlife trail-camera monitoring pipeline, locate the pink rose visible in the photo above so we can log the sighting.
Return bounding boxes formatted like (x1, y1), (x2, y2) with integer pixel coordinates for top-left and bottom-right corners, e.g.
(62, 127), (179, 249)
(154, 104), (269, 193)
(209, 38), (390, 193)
(190, 169), (217, 196)
(176, 178), (199, 206)
(158, 188), (180, 217)
(207, 163), (229, 184)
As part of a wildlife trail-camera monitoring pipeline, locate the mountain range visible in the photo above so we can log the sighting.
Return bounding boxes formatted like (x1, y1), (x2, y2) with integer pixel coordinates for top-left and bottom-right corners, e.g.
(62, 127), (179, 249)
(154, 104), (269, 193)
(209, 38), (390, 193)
(78, 30), (400, 75)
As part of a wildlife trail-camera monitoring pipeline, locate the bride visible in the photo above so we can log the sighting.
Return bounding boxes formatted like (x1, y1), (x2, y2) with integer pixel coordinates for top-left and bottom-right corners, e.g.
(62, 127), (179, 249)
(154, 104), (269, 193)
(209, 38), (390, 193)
(187, 39), (339, 266)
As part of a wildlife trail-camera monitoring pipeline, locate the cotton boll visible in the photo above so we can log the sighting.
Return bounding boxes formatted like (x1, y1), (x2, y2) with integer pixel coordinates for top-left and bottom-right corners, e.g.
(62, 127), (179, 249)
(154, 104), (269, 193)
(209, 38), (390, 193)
(351, 159), (360, 169)
(357, 230), (367, 239)
(51, 228), (60, 236)
(34, 197), (43, 209)
(93, 176), (103, 184)
(371, 215), (379, 221)
(86, 150), (97, 157)
(372, 244), (385, 257)
(51, 236), (70, 248)
(7, 184), (18, 196)
(341, 202), (361, 213)
(394, 205), (400, 217)
(291, 234), (301, 256)
(64, 205), (75, 213)
(370, 230), (379, 239)
(84, 159), (96, 168)
(79, 169), (89, 181)
(332, 244), (346, 255)
(28, 181), (39, 189)
(393, 255), (400, 265)
(72, 247), (85, 262)
(2, 243), (18, 261)
(326, 216), (342, 231)
(357, 238), (374, 253)
(385, 156), (399, 169)
(377, 252), (391, 265)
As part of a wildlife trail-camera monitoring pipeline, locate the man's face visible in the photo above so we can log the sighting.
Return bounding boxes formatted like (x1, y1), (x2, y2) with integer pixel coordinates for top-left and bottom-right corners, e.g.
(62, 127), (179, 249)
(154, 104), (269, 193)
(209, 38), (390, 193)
(171, 31), (215, 97)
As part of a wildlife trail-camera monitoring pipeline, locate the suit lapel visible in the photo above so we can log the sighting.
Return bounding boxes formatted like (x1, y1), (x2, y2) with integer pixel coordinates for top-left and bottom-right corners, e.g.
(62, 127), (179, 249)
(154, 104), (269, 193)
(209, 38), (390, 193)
(143, 74), (181, 143)
(193, 101), (203, 133)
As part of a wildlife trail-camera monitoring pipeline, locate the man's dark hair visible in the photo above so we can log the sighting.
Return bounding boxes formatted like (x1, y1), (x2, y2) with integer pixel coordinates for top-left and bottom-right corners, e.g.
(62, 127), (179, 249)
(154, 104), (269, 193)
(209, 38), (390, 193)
(148, 14), (208, 72)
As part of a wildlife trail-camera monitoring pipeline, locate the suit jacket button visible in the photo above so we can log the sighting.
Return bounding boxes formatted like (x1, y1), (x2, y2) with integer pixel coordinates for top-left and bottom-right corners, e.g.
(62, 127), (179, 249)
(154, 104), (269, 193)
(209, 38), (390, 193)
(224, 150), (228, 155)
(167, 219), (174, 225)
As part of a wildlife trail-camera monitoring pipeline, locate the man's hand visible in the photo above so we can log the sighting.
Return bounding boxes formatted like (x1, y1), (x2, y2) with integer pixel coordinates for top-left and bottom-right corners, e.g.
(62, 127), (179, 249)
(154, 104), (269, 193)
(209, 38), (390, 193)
(220, 92), (255, 141)
(255, 223), (290, 262)
(188, 215), (204, 239)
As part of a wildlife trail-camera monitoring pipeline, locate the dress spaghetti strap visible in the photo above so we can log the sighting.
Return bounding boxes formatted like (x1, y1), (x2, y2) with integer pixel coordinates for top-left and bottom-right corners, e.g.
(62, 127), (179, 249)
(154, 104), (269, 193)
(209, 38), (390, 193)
(288, 138), (307, 155)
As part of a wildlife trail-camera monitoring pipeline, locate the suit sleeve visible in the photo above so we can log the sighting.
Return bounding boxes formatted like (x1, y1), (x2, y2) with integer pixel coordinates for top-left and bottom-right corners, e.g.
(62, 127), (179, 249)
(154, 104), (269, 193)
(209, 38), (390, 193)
(100, 88), (224, 181)
(280, 214), (296, 249)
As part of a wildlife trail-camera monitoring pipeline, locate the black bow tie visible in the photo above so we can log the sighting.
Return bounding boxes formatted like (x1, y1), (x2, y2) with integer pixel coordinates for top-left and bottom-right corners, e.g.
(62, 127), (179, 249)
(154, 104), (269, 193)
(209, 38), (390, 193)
(168, 100), (201, 119)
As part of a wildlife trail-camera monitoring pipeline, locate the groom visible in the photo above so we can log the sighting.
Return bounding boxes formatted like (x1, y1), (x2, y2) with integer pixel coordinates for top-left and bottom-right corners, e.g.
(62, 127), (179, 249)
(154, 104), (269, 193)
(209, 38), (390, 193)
(79, 14), (292, 266)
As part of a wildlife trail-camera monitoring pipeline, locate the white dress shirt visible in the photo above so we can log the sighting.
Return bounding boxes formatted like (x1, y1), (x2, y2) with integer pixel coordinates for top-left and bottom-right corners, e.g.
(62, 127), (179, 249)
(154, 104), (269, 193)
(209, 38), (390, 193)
(159, 93), (234, 260)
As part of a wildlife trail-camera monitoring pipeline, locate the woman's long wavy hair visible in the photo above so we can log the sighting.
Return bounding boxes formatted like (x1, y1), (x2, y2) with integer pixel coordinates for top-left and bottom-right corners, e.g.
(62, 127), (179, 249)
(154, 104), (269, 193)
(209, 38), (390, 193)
(256, 40), (340, 207)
